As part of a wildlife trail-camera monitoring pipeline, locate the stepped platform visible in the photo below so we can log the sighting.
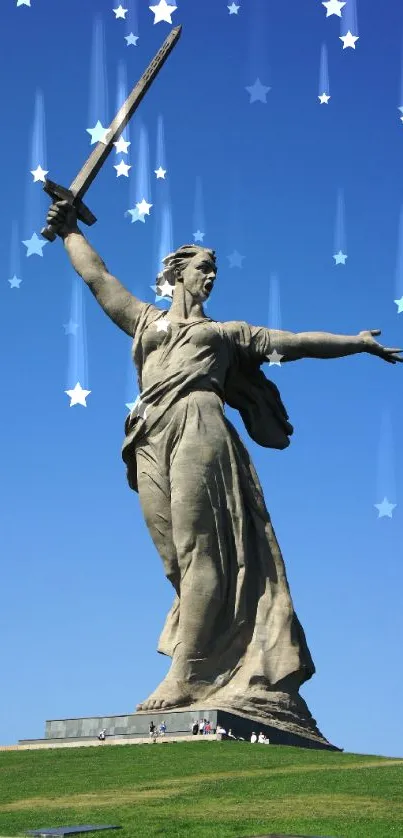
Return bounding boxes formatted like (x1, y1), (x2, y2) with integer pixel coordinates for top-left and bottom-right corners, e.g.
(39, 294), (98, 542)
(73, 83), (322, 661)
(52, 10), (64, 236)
(16, 707), (341, 751)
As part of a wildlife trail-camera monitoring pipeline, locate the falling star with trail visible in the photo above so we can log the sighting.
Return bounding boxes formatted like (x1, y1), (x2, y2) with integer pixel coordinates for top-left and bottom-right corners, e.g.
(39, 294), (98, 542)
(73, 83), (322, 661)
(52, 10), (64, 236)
(333, 189), (348, 265)
(126, 120), (152, 223)
(318, 44), (331, 104)
(226, 169), (246, 271)
(192, 176), (205, 244)
(152, 200), (175, 304)
(245, 1), (271, 103)
(374, 410), (397, 518)
(86, 17), (110, 147)
(266, 274), (284, 367)
(155, 114), (167, 179)
(340, 0), (359, 49)
(113, 62), (131, 177)
(398, 32), (403, 120)
(8, 221), (22, 289)
(65, 275), (91, 407)
(22, 89), (48, 256)
(394, 206), (403, 313)
(123, 0), (139, 47)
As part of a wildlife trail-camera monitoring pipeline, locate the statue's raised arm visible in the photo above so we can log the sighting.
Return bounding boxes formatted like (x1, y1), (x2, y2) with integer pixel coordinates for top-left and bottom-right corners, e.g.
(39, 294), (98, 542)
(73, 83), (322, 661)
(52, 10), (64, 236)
(46, 200), (144, 337)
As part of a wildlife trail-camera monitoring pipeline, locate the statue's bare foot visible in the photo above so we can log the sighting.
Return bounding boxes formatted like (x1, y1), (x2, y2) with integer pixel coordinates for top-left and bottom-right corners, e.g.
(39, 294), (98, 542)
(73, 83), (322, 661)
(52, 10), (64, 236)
(136, 677), (193, 712)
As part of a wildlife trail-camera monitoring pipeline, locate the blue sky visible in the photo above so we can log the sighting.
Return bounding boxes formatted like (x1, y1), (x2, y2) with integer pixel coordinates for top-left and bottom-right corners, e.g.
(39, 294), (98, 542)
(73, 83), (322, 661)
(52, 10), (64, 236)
(1, 0), (402, 758)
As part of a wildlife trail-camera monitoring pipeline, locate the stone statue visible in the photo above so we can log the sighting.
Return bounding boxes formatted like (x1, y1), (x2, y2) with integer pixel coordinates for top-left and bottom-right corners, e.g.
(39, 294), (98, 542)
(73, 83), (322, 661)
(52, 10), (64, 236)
(46, 200), (402, 743)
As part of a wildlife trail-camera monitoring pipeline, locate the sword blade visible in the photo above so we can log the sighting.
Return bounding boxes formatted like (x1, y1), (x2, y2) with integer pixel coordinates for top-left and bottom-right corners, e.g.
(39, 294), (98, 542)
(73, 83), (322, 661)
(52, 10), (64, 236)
(70, 25), (182, 200)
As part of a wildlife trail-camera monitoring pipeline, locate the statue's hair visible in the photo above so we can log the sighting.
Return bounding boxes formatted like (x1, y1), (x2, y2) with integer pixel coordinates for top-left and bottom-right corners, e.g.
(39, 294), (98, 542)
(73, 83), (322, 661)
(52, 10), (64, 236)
(156, 244), (216, 293)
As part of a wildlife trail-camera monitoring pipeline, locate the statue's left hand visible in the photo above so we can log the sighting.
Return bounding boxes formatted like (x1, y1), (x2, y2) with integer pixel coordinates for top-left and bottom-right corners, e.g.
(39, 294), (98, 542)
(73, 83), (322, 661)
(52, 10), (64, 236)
(358, 329), (403, 364)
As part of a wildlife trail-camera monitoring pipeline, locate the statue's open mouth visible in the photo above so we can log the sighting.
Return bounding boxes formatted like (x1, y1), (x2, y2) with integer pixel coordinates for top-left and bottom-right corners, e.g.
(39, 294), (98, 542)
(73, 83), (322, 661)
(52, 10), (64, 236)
(204, 279), (213, 295)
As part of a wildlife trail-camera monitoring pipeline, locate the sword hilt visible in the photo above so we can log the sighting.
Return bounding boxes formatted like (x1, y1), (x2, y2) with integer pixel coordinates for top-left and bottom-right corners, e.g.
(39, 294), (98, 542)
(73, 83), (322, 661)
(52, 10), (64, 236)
(41, 179), (97, 242)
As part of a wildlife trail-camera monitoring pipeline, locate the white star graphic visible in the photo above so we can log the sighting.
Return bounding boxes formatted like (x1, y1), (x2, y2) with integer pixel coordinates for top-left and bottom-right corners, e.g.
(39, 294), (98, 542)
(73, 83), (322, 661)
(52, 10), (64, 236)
(318, 93), (331, 104)
(114, 160), (131, 177)
(333, 250), (348, 265)
(322, 0), (346, 17)
(158, 279), (175, 298)
(156, 317), (170, 332)
(149, 0), (177, 24)
(16, 0), (31, 6)
(113, 5), (128, 18)
(22, 232), (48, 257)
(86, 121), (110, 145)
(228, 2), (240, 13)
(245, 78), (271, 103)
(340, 31), (359, 49)
(394, 296), (403, 313)
(374, 497), (397, 519)
(31, 165), (49, 182)
(155, 166), (167, 179)
(114, 137), (131, 154)
(136, 198), (152, 216)
(8, 274), (22, 288)
(267, 349), (284, 367)
(65, 382), (91, 407)
(125, 33), (139, 46)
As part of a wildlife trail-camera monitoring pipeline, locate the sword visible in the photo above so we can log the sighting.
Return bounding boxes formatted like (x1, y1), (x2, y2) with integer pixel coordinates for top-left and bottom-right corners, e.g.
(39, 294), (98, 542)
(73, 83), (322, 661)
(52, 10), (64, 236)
(41, 25), (182, 242)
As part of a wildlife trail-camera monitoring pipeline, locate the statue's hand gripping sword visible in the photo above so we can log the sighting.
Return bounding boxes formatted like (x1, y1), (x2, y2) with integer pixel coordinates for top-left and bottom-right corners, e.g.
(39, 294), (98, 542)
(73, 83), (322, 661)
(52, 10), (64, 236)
(41, 25), (182, 241)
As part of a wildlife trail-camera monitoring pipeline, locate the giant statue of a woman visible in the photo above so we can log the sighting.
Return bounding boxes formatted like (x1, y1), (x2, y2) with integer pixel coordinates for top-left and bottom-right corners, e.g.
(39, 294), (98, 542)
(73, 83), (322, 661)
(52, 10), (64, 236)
(47, 201), (402, 745)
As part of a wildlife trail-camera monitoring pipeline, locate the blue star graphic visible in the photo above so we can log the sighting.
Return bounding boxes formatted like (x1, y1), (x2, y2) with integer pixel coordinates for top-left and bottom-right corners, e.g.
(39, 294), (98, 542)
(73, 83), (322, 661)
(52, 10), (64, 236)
(126, 208), (146, 224)
(125, 33), (139, 45)
(193, 230), (205, 243)
(22, 232), (48, 257)
(333, 250), (348, 265)
(8, 274), (22, 288)
(63, 319), (79, 335)
(227, 250), (245, 268)
(228, 2), (240, 13)
(245, 78), (271, 103)
(374, 497), (397, 518)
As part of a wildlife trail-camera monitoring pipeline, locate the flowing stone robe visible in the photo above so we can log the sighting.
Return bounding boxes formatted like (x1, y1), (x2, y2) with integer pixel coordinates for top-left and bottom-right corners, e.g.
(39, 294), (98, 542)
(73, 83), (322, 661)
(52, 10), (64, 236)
(122, 302), (315, 710)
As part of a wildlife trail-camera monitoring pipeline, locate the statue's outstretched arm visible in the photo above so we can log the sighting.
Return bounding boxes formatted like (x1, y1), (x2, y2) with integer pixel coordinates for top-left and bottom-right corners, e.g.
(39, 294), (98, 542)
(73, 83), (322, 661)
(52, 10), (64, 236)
(47, 200), (143, 337)
(268, 328), (403, 364)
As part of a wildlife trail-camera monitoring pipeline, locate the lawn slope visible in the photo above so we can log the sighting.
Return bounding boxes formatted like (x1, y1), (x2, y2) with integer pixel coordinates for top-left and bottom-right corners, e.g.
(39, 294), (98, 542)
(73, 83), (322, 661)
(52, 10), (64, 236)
(0, 741), (402, 837)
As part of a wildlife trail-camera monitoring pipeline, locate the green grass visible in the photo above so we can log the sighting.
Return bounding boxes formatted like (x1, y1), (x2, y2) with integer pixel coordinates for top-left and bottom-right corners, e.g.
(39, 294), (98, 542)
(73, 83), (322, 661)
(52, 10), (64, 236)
(0, 741), (402, 837)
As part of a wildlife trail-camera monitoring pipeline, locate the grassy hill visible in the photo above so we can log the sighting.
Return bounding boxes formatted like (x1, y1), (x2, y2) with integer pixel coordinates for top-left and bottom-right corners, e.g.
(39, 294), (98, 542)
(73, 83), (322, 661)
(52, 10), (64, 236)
(0, 741), (402, 837)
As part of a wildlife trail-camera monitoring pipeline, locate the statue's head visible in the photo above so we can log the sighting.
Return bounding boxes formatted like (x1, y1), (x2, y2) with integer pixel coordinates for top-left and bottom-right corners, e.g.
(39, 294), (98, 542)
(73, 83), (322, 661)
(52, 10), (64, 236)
(157, 244), (217, 302)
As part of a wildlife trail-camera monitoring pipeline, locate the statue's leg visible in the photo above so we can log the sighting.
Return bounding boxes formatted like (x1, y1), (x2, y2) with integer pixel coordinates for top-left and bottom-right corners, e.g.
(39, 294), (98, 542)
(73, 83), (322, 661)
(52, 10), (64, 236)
(136, 445), (180, 593)
(135, 439), (195, 711)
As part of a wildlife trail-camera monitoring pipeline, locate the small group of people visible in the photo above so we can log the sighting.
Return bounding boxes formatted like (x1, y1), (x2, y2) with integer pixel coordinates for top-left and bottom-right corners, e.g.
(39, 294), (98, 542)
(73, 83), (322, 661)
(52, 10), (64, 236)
(149, 720), (167, 740)
(191, 718), (212, 735)
(250, 731), (270, 744)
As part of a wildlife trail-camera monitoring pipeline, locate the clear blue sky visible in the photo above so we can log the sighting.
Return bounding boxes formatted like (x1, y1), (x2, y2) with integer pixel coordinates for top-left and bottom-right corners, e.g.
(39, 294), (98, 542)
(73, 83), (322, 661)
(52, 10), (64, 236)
(1, 0), (402, 757)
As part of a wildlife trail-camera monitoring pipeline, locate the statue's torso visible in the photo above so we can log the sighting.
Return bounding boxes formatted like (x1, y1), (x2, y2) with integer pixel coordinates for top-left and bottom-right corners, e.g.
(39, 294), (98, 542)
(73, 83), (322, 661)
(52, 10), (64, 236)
(134, 316), (231, 394)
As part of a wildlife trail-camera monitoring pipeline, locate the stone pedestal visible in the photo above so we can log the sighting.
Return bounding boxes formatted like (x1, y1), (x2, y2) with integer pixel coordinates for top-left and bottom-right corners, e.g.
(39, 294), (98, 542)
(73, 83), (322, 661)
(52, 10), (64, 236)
(19, 706), (341, 751)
